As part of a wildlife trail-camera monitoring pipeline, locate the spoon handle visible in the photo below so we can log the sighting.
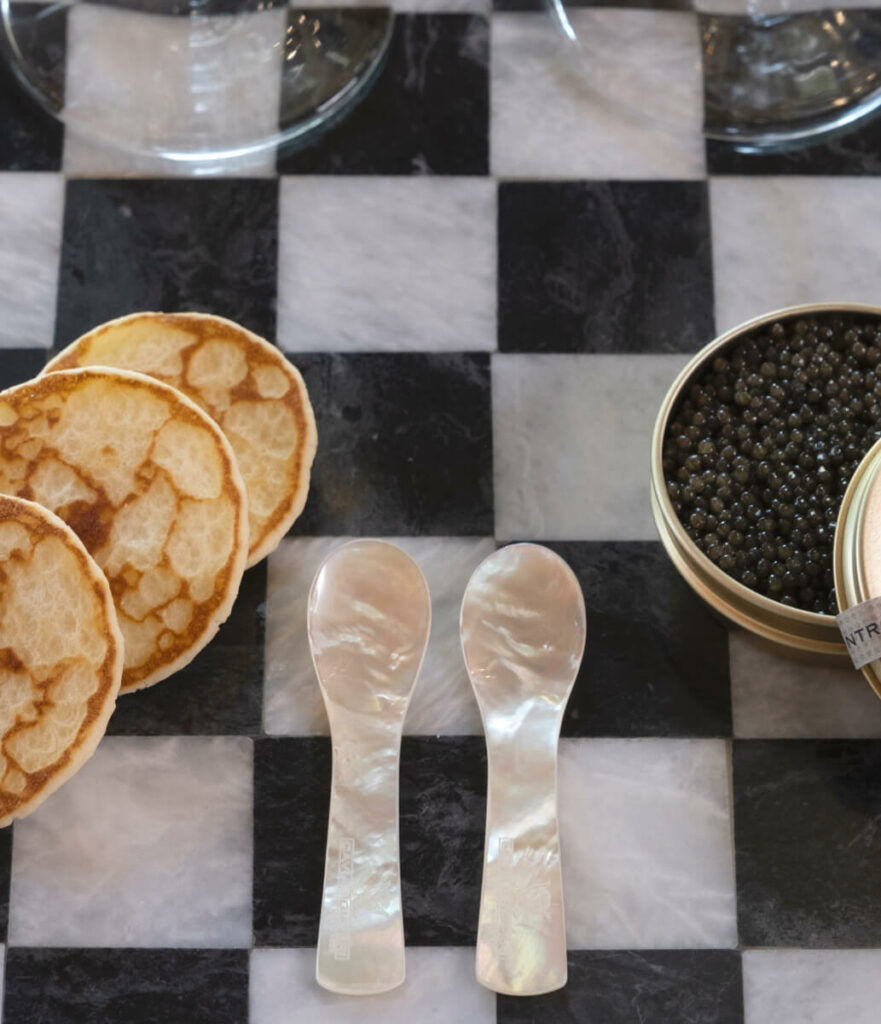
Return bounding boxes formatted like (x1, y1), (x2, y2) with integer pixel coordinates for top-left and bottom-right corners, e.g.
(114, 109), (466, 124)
(476, 717), (567, 996)
(316, 715), (406, 995)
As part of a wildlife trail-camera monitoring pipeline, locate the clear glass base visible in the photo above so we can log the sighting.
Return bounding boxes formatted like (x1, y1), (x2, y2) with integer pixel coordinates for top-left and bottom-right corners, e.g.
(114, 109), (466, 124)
(548, 0), (881, 151)
(0, 0), (393, 168)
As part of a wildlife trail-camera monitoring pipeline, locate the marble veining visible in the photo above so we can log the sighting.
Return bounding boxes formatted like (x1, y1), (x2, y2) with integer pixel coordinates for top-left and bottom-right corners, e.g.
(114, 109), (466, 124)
(55, 178), (279, 346)
(730, 632), (881, 739)
(277, 177), (495, 352)
(493, 353), (690, 541)
(252, 737), (330, 946)
(558, 738), (738, 949)
(742, 950), (881, 1024)
(3, 948), (248, 1024)
(497, 950), (744, 1024)
(399, 736), (486, 945)
(0, 10), (64, 172)
(734, 739), (881, 947)
(0, 173), (63, 348)
(498, 181), (715, 354)
(710, 177), (881, 334)
(491, 11), (705, 179)
(288, 353), (493, 536)
(8, 737), (253, 947)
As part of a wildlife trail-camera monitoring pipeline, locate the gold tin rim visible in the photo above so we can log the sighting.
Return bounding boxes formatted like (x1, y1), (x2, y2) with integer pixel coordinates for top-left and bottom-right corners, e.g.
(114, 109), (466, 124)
(651, 300), (881, 660)
(833, 435), (881, 696)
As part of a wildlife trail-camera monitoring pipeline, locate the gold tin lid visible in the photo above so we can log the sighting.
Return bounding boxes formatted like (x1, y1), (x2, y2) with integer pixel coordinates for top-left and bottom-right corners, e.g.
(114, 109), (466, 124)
(651, 301), (881, 666)
(833, 437), (881, 697)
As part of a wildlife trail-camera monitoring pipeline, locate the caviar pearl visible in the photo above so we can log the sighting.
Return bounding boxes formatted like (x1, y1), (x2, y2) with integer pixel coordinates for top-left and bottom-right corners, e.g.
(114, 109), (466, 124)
(662, 315), (881, 616)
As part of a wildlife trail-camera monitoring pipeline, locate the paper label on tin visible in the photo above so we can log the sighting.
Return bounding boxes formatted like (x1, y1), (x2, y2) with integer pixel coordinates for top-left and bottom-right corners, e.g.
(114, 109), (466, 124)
(837, 597), (881, 669)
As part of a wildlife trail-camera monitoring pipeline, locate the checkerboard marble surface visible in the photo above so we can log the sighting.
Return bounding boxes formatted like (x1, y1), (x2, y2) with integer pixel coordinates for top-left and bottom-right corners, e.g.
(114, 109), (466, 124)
(4, 2), (881, 1020)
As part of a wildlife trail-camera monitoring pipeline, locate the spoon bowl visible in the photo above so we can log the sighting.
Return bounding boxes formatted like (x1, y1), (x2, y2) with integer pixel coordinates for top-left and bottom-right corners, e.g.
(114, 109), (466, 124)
(461, 543), (586, 710)
(310, 539), (432, 714)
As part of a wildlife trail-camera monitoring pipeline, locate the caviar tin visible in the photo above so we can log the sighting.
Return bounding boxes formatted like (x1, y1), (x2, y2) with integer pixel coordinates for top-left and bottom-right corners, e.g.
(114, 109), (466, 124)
(650, 302), (881, 683)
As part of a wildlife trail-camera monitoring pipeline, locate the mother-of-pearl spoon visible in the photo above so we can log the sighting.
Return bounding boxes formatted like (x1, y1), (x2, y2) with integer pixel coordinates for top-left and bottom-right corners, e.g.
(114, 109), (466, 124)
(308, 539), (431, 995)
(460, 543), (586, 996)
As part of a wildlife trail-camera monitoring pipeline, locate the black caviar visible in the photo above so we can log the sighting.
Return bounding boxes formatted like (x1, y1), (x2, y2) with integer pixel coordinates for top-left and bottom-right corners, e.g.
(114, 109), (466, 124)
(663, 315), (881, 615)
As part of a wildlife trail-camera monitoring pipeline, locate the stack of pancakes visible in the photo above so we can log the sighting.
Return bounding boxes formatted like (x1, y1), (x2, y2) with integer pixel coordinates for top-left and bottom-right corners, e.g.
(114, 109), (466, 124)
(0, 313), (317, 824)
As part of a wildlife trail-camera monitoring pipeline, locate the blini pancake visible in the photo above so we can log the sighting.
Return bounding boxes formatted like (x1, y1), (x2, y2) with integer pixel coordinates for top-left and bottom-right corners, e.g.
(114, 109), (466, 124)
(45, 311), (317, 566)
(0, 494), (123, 826)
(0, 367), (249, 693)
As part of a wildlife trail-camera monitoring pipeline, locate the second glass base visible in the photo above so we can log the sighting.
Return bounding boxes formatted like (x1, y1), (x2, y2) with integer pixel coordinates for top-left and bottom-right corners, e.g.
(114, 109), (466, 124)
(548, 0), (881, 151)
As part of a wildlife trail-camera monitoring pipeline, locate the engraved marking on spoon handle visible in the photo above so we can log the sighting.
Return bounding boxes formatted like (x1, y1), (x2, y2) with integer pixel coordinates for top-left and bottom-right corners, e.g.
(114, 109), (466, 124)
(316, 718), (406, 995)
(476, 722), (567, 996)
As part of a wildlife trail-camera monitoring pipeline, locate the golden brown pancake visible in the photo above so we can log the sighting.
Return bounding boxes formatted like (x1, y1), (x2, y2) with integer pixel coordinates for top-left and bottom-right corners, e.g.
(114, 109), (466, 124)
(45, 312), (318, 566)
(0, 494), (123, 826)
(0, 368), (249, 693)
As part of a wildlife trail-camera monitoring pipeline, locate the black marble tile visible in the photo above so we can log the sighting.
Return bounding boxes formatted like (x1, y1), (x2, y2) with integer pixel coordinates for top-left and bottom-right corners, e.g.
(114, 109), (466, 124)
(497, 950), (743, 1024)
(400, 736), (485, 945)
(0, 4), (65, 171)
(0, 824), (11, 942)
(707, 114), (881, 176)
(539, 542), (731, 738)
(492, 0), (545, 10)
(253, 736), (329, 945)
(55, 178), (278, 346)
(252, 736), (486, 947)
(734, 739), (881, 947)
(0, 349), (48, 391)
(289, 353), (493, 536)
(3, 948), (248, 1024)
(498, 181), (715, 354)
(277, 14), (489, 175)
(106, 562), (265, 735)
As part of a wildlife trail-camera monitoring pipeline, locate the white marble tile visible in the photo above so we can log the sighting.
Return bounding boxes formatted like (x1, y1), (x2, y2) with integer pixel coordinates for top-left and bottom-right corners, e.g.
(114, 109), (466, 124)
(743, 950), (881, 1024)
(710, 178), (881, 334)
(559, 737), (737, 949)
(0, 173), (63, 348)
(277, 178), (496, 352)
(730, 631), (881, 738)
(250, 947), (495, 1024)
(492, 12), (704, 180)
(8, 736), (252, 947)
(492, 353), (689, 541)
(264, 536), (492, 735)
(302, 0), (488, 10)
(63, 5), (283, 177)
